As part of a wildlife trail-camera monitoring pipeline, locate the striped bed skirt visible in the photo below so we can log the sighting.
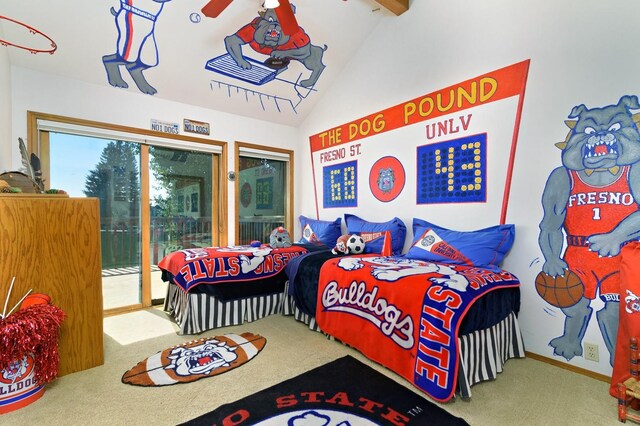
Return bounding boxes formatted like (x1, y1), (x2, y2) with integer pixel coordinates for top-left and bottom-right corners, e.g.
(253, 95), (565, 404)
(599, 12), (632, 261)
(164, 284), (285, 335)
(281, 292), (525, 400)
(164, 283), (525, 399)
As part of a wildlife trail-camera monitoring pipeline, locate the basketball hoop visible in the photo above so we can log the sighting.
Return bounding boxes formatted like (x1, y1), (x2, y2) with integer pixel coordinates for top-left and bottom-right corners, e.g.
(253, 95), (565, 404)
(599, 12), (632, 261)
(0, 16), (57, 54)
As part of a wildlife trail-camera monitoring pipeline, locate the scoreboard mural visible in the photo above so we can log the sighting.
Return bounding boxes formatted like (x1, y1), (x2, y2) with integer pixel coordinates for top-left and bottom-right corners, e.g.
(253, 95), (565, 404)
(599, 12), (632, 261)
(323, 160), (358, 208)
(309, 60), (530, 228)
(416, 134), (487, 204)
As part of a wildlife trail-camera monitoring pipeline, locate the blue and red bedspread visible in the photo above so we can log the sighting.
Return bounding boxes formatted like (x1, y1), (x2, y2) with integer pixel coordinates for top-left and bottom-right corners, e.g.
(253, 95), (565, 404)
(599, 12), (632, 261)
(315, 255), (520, 402)
(158, 245), (308, 293)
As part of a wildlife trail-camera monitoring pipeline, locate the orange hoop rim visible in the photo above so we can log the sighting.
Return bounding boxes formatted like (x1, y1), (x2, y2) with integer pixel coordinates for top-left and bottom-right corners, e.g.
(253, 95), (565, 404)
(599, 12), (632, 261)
(0, 15), (57, 54)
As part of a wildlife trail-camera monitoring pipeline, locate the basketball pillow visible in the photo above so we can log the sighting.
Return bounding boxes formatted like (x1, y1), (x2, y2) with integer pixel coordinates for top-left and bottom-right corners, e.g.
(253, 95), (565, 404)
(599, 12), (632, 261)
(535, 270), (584, 308)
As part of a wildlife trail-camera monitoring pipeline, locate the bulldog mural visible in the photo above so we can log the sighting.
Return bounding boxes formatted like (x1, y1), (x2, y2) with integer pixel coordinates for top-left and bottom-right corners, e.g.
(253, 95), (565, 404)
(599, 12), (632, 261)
(538, 95), (640, 366)
(102, 0), (172, 95)
(224, 5), (326, 88)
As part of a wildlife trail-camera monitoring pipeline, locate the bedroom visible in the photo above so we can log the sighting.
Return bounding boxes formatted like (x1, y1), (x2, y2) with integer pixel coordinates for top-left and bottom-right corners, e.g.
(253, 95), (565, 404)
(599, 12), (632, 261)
(0, 0), (637, 424)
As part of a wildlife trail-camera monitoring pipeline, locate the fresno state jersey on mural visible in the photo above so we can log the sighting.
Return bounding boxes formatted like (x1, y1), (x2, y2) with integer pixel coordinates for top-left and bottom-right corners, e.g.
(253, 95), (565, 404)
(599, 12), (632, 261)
(565, 166), (638, 238)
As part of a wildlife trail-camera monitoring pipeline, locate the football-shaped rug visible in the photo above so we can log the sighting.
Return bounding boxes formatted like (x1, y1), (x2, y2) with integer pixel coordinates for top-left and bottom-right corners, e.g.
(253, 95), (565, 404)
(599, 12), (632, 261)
(122, 332), (266, 387)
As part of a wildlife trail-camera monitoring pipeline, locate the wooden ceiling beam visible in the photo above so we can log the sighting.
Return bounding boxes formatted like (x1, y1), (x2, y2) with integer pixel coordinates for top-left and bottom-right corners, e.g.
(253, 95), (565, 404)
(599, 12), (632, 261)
(375, 0), (409, 16)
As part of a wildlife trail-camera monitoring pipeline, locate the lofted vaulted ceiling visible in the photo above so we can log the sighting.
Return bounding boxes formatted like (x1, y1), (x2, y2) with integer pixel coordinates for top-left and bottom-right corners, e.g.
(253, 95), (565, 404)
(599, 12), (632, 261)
(1, 0), (409, 127)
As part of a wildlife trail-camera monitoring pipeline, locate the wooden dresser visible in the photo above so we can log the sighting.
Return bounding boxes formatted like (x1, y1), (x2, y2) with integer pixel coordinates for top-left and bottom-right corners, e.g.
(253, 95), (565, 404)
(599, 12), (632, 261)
(0, 194), (104, 376)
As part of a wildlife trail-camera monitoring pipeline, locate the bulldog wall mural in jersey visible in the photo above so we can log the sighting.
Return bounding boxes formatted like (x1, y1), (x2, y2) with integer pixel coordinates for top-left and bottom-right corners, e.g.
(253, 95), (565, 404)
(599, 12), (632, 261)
(538, 95), (640, 366)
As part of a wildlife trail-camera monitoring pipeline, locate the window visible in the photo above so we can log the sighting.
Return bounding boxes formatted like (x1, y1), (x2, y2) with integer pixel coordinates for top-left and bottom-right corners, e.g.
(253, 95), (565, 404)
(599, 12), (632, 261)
(235, 142), (293, 245)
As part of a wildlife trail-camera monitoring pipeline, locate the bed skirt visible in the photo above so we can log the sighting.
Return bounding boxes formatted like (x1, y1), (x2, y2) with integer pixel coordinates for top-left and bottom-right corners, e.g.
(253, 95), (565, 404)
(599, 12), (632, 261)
(281, 292), (525, 400)
(164, 284), (285, 335)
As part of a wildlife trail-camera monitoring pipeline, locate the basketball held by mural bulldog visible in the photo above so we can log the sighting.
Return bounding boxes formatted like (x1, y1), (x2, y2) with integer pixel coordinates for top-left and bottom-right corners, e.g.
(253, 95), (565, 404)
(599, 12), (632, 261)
(535, 270), (584, 308)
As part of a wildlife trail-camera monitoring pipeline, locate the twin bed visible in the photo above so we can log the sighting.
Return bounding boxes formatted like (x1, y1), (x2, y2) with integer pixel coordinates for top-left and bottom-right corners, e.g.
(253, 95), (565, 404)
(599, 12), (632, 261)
(158, 216), (525, 402)
(159, 244), (311, 334)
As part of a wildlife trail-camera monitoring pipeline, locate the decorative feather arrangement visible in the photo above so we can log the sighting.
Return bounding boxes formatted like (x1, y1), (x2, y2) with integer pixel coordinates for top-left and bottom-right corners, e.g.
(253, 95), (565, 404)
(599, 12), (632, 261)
(18, 137), (35, 181)
(30, 152), (45, 192)
(17, 138), (44, 193)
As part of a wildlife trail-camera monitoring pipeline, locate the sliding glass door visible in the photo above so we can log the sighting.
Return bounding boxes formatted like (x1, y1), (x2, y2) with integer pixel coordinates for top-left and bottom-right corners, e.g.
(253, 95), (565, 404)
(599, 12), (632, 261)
(149, 146), (215, 302)
(32, 112), (226, 315)
(50, 134), (143, 309)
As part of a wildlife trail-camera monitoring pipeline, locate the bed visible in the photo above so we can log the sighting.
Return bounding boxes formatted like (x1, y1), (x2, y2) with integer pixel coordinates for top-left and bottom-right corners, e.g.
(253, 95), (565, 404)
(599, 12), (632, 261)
(282, 222), (525, 402)
(158, 244), (314, 334)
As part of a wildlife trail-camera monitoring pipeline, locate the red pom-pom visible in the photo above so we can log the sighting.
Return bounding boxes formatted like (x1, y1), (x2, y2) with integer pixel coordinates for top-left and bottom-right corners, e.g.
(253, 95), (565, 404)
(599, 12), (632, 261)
(0, 304), (65, 385)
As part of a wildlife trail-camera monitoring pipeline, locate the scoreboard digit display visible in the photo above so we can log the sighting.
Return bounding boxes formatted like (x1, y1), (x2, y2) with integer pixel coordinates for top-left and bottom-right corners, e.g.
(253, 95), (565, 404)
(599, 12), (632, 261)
(323, 160), (358, 208)
(417, 134), (487, 204)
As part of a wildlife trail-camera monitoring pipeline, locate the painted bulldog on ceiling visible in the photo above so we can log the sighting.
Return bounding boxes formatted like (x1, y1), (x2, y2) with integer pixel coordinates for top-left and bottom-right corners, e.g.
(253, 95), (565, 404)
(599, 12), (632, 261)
(102, 0), (172, 95)
(224, 4), (327, 88)
(539, 95), (640, 366)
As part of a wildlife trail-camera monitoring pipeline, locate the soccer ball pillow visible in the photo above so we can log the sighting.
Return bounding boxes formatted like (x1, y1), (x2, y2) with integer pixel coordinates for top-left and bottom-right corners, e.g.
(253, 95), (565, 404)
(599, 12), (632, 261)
(332, 234), (366, 255)
(346, 234), (365, 254)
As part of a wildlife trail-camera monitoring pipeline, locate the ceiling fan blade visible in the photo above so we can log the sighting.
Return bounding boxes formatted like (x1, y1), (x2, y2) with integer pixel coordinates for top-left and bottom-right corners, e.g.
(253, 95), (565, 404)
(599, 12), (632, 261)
(201, 0), (234, 18)
(274, 0), (299, 36)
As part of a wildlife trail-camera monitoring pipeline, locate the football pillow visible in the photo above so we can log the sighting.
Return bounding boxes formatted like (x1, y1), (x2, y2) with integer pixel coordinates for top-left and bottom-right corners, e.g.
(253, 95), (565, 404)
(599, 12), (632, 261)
(332, 234), (350, 255)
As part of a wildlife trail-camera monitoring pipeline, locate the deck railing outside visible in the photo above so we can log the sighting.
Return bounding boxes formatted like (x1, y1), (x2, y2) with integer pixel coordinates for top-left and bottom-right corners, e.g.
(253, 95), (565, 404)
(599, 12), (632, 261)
(100, 216), (284, 269)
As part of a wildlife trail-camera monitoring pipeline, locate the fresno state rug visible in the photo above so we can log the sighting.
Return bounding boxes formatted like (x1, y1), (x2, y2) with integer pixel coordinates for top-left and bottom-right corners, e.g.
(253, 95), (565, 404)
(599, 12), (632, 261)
(181, 355), (469, 425)
(122, 332), (266, 386)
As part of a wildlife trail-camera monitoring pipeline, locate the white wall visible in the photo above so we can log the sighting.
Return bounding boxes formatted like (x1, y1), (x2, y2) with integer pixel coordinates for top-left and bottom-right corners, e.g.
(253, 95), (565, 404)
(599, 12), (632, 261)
(299, 0), (640, 376)
(0, 42), (11, 172)
(9, 66), (299, 244)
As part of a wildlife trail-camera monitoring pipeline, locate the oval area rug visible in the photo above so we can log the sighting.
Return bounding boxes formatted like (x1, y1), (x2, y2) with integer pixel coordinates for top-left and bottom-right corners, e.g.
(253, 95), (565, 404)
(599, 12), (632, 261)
(122, 332), (266, 386)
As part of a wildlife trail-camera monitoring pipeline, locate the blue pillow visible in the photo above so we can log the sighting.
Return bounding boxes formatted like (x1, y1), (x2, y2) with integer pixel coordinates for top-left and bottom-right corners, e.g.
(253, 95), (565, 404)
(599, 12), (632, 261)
(344, 214), (406, 255)
(405, 218), (515, 269)
(298, 215), (342, 247)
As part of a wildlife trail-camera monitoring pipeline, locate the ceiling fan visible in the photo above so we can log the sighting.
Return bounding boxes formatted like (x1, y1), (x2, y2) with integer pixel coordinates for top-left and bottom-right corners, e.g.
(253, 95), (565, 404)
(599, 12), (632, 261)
(201, 0), (299, 36)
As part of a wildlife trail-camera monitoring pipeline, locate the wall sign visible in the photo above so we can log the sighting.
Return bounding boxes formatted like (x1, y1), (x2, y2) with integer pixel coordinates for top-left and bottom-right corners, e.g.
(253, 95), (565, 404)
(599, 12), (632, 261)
(369, 156), (405, 202)
(308, 60), (530, 224)
(183, 119), (210, 135)
(417, 133), (487, 204)
(323, 160), (358, 208)
(151, 119), (179, 135)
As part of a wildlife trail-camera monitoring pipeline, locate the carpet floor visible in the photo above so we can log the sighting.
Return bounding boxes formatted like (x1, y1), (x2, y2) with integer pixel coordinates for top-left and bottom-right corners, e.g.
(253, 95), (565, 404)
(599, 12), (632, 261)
(1, 309), (624, 425)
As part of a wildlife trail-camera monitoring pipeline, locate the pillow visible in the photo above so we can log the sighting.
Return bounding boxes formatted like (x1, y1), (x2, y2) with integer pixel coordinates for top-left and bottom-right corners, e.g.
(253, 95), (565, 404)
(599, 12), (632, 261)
(405, 218), (515, 269)
(298, 215), (342, 247)
(344, 214), (406, 255)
